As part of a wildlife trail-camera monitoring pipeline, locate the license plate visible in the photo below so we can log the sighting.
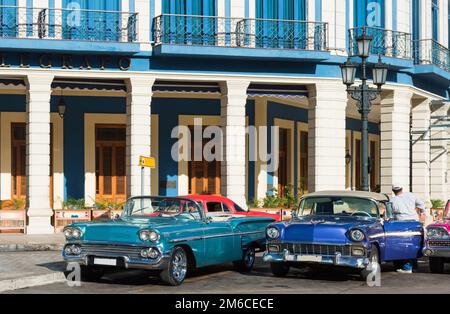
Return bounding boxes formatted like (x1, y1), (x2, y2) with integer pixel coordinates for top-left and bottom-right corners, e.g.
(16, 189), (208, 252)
(286, 254), (322, 262)
(93, 258), (117, 266)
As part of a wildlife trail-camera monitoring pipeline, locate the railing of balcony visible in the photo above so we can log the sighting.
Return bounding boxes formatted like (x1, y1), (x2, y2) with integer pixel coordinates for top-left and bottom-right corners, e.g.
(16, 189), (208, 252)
(349, 26), (412, 59)
(413, 39), (450, 72)
(153, 14), (328, 51)
(0, 6), (138, 42)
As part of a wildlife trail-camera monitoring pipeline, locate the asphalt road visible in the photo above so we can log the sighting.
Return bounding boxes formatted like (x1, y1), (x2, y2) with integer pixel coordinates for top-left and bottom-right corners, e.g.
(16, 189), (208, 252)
(5, 255), (450, 294)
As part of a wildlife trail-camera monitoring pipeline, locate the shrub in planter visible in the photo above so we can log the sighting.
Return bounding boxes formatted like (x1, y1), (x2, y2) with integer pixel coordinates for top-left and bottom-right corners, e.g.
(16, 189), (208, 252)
(63, 198), (86, 210)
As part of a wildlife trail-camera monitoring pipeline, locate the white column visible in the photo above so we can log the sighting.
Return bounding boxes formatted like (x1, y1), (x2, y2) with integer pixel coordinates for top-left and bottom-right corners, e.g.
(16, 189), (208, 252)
(135, 0), (150, 46)
(231, 0), (245, 17)
(430, 103), (449, 201)
(254, 98), (268, 200)
(380, 89), (412, 193)
(396, 0), (411, 33)
(439, 0), (448, 47)
(308, 82), (347, 192)
(26, 74), (54, 235)
(322, 0), (346, 54)
(125, 77), (155, 198)
(411, 98), (431, 202)
(220, 80), (250, 209)
(385, 0), (393, 30)
(421, 0), (432, 40)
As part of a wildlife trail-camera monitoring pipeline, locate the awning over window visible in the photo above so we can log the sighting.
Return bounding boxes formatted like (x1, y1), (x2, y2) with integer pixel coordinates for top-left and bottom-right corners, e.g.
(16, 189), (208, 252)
(247, 84), (308, 99)
(0, 79), (309, 99)
(52, 79), (126, 91)
(0, 78), (25, 87)
(152, 81), (221, 94)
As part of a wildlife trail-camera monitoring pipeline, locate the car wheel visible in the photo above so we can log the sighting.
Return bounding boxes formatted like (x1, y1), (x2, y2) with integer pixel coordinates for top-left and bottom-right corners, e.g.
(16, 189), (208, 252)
(80, 265), (105, 282)
(160, 246), (188, 286)
(270, 262), (290, 277)
(360, 245), (380, 281)
(233, 247), (256, 272)
(429, 257), (445, 274)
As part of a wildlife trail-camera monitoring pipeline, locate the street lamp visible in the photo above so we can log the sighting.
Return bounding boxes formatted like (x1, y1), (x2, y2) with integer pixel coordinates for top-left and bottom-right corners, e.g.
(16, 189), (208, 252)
(340, 35), (388, 191)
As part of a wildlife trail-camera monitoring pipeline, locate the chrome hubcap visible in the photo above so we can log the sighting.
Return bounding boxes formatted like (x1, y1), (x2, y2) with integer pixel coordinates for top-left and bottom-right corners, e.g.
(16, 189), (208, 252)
(244, 249), (255, 268)
(171, 250), (187, 282)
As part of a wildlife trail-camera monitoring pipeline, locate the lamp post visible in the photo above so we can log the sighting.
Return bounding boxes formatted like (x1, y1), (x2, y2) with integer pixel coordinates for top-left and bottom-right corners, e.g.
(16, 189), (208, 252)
(340, 33), (388, 191)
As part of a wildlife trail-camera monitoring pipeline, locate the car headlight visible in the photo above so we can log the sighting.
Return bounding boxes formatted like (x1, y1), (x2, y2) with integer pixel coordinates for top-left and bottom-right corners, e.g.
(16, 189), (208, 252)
(139, 230), (160, 242)
(427, 227), (450, 239)
(63, 227), (83, 240)
(349, 229), (365, 242)
(266, 227), (280, 239)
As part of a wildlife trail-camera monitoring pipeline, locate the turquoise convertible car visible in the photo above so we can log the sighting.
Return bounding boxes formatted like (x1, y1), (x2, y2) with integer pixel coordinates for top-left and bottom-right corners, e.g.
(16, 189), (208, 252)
(62, 196), (275, 286)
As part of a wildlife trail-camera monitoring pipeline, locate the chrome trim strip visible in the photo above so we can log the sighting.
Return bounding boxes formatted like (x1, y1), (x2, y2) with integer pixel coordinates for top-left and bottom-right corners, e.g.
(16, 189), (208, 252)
(369, 231), (422, 239)
(168, 230), (264, 243)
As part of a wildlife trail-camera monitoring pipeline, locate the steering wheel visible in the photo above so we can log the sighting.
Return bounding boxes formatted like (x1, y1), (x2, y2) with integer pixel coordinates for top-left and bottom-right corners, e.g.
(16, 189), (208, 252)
(351, 211), (372, 218)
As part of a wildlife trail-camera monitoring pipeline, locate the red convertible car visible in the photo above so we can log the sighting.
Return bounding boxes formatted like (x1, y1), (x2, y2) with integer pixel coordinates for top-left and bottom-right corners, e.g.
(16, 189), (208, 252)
(182, 195), (281, 221)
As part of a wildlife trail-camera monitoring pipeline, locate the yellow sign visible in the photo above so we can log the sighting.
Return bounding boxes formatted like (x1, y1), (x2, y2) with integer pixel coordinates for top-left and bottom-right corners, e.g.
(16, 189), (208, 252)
(139, 156), (156, 168)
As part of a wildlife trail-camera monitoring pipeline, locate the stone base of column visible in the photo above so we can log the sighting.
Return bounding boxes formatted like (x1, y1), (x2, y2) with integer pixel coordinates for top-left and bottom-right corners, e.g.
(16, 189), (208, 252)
(27, 212), (54, 234)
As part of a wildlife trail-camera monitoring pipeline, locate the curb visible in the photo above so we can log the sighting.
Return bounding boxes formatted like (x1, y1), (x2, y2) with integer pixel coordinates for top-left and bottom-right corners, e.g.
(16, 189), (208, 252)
(0, 272), (66, 293)
(0, 244), (63, 253)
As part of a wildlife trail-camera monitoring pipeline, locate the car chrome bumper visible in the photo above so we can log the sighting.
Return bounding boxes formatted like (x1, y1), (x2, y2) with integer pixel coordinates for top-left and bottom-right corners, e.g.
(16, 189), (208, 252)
(423, 247), (450, 258)
(63, 253), (171, 270)
(263, 251), (370, 269)
(62, 242), (171, 270)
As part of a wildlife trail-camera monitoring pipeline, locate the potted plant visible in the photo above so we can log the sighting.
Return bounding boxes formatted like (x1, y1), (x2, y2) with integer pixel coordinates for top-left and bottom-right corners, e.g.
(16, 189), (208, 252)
(430, 199), (445, 221)
(248, 186), (299, 220)
(0, 197), (27, 233)
(91, 198), (125, 221)
(54, 198), (90, 232)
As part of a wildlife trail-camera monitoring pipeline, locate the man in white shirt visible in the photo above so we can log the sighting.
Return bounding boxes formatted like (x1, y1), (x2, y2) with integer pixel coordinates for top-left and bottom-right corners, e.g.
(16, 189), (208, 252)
(391, 184), (426, 221)
(391, 183), (425, 274)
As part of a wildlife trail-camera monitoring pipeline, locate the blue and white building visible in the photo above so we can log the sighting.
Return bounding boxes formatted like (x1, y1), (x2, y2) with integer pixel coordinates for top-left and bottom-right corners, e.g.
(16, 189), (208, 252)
(0, 0), (449, 234)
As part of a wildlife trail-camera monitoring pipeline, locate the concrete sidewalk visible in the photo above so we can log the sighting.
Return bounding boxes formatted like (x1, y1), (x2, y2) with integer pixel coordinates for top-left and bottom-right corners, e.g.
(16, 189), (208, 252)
(0, 251), (66, 293)
(0, 234), (65, 252)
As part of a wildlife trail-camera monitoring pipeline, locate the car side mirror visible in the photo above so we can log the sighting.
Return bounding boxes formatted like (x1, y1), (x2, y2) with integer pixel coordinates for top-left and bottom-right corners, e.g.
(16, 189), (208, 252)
(205, 216), (213, 224)
(291, 209), (298, 219)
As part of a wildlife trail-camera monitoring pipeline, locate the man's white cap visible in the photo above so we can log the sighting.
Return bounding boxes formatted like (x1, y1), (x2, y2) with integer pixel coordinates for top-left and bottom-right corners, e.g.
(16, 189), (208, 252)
(392, 183), (403, 191)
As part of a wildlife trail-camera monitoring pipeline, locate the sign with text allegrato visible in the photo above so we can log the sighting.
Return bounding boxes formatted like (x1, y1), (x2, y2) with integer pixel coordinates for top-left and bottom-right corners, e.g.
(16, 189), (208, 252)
(0, 53), (132, 71)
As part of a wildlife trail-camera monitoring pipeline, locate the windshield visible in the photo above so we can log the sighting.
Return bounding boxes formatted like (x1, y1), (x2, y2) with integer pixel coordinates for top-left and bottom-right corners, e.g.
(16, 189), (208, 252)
(123, 197), (202, 220)
(297, 196), (379, 218)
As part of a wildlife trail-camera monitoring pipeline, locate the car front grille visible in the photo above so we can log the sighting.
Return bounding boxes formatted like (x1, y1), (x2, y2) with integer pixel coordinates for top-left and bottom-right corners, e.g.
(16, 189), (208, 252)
(79, 243), (145, 259)
(428, 240), (450, 248)
(280, 243), (353, 256)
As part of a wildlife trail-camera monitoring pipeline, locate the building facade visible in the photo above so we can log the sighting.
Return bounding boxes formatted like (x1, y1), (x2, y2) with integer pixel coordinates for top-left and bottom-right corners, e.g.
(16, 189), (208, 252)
(0, 0), (449, 234)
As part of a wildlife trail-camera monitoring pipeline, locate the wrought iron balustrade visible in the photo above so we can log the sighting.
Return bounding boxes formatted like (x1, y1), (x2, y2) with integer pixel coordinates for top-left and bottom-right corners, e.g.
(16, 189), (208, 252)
(153, 14), (328, 51)
(413, 39), (450, 72)
(349, 26), (412, 59)
(0, 6), (138, 42)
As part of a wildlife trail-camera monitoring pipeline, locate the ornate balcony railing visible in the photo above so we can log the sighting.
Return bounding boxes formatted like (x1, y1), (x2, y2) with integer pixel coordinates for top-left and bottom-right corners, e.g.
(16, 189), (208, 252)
(0, 6), (138, 42)
(413, 39), (450, 72)
(153, 14), (328, 51)
(349, 26), (412, 59)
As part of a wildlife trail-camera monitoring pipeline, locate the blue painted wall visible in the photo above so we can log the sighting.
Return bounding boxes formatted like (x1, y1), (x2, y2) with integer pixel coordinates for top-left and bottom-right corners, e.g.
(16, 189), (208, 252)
(0, 95), (26, 112)
(266, 101), (308, 197)
(54, 96), (126, 200)
(152, 98), (256, 197)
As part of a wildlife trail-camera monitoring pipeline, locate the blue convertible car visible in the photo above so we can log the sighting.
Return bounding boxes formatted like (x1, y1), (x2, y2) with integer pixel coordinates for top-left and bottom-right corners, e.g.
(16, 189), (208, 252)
(263, 191), (424, 279)
(62, 196), (274, 286)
